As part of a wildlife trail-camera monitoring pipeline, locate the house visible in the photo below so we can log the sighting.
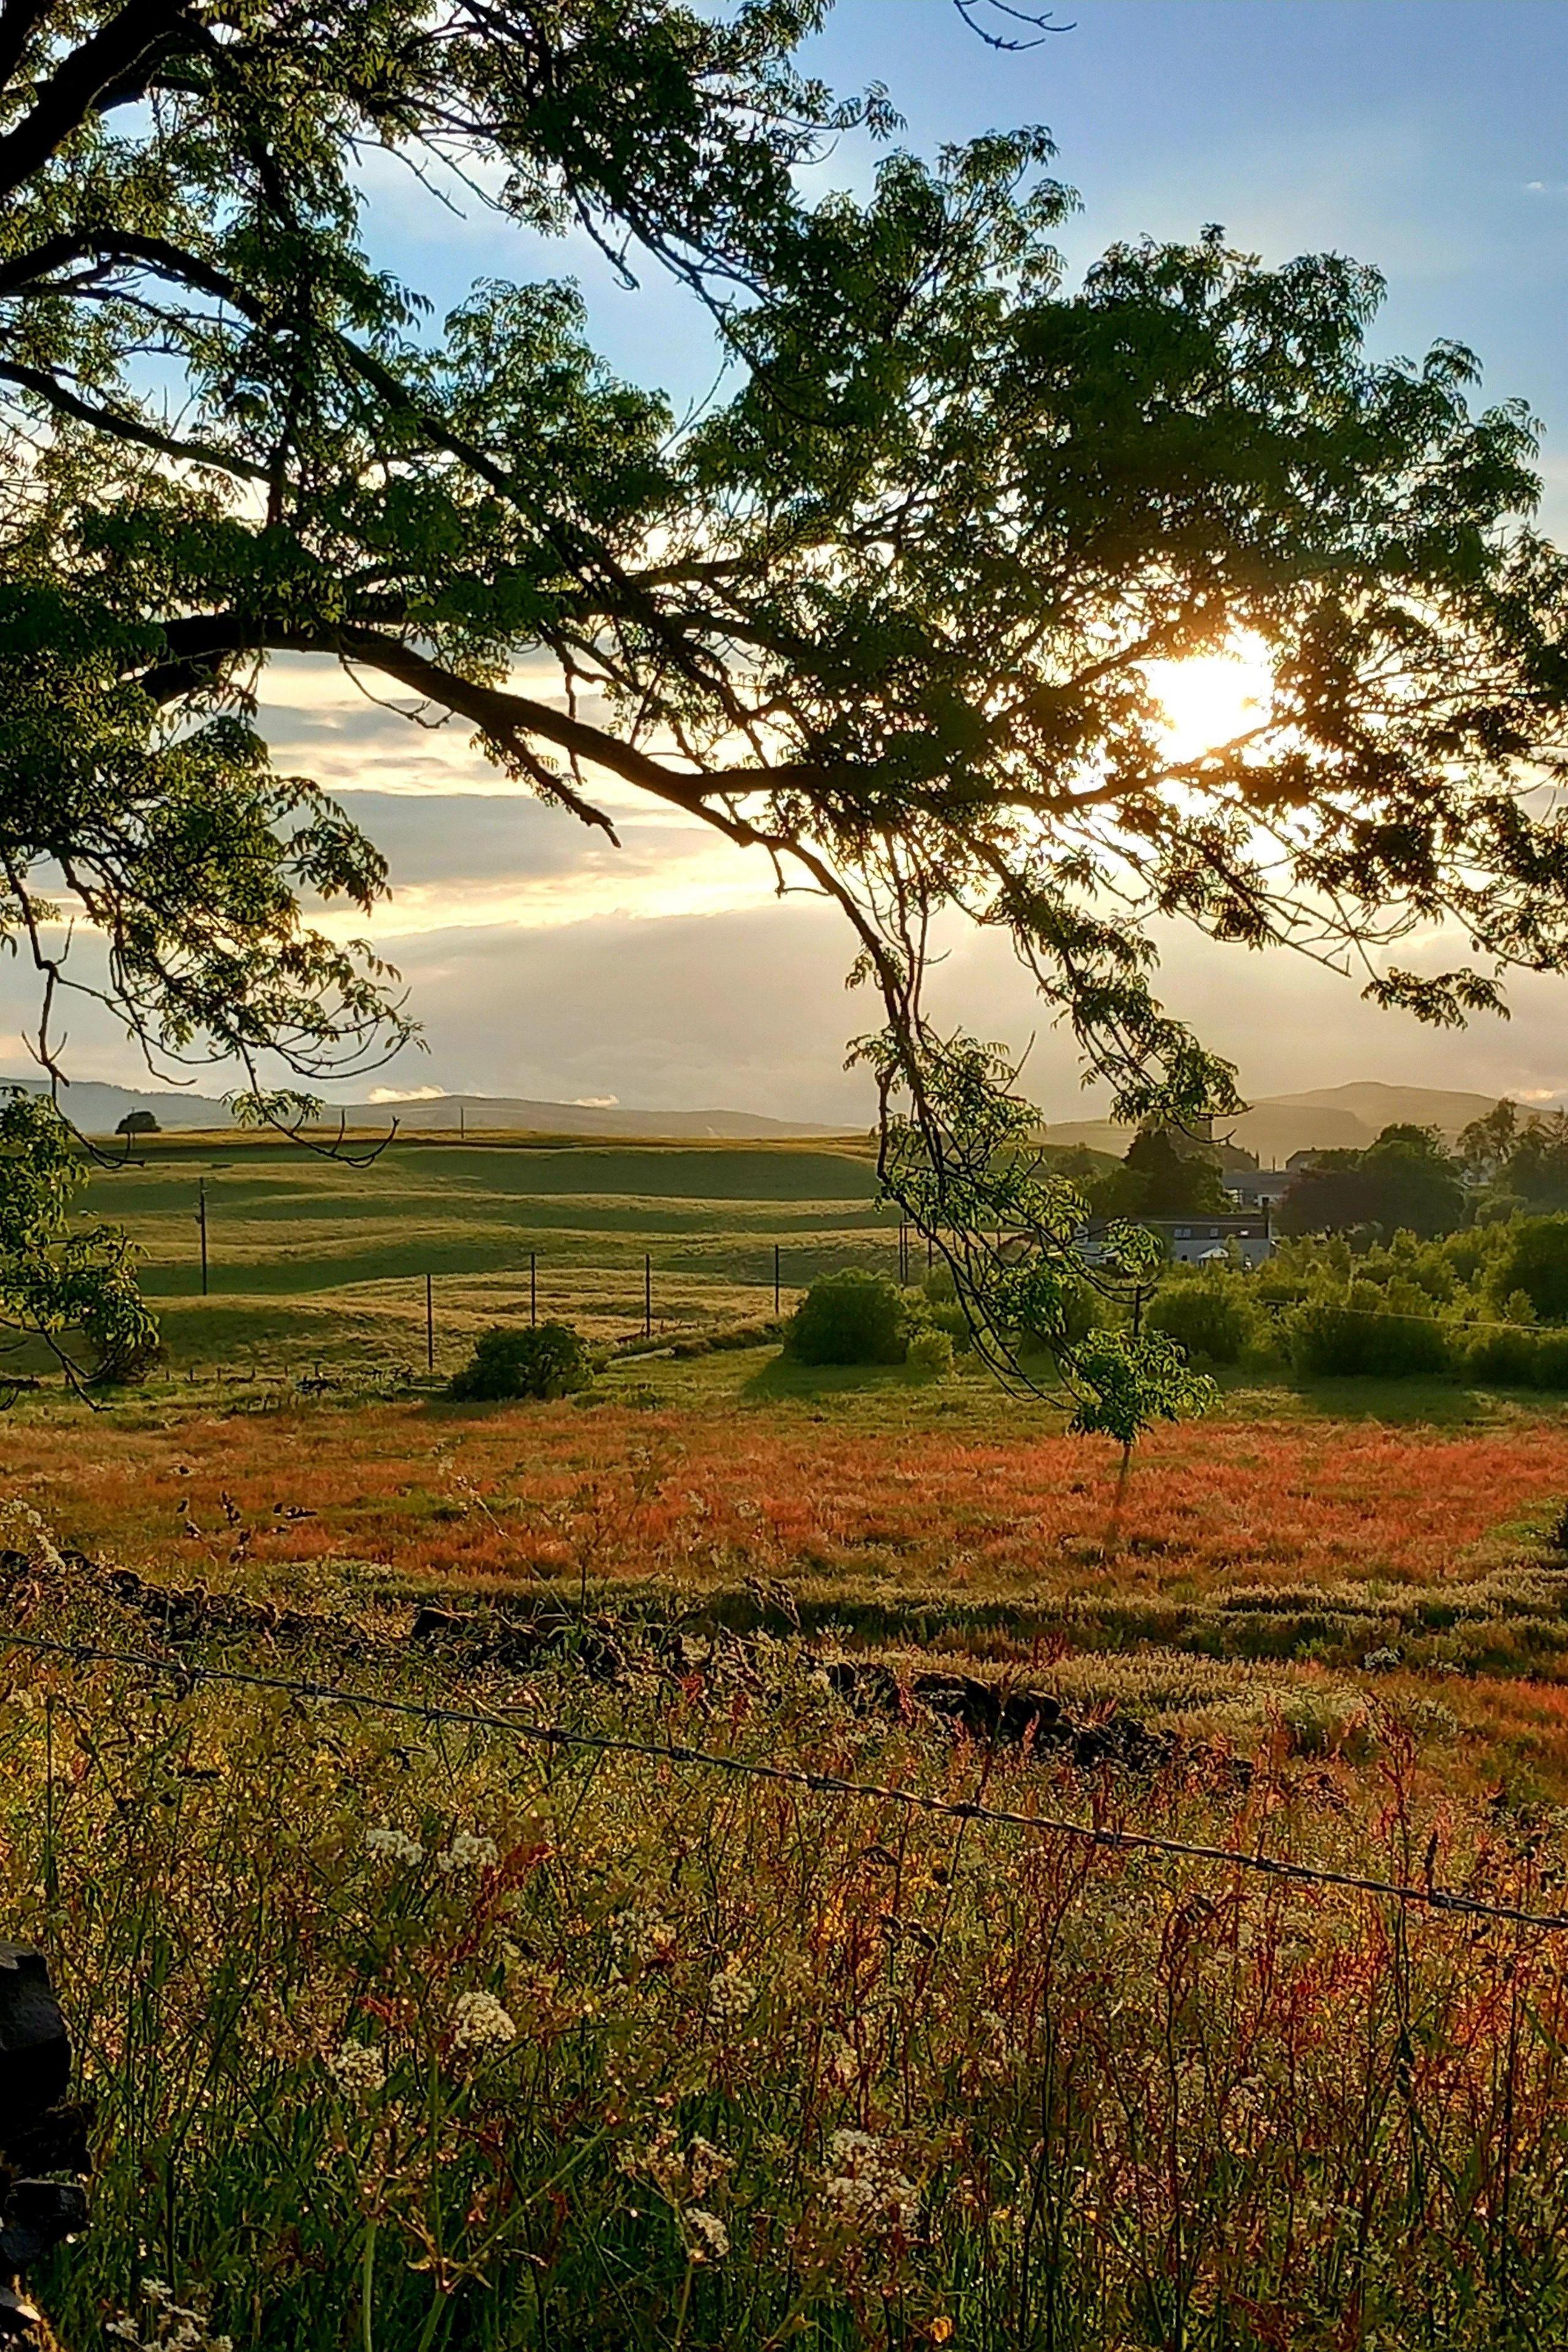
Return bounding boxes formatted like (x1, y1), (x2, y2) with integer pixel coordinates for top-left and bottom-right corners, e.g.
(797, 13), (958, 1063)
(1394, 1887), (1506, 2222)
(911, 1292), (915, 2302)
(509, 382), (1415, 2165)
(1081, 1211), (1274, 1269)
(1224, 1166), (1295, 1208)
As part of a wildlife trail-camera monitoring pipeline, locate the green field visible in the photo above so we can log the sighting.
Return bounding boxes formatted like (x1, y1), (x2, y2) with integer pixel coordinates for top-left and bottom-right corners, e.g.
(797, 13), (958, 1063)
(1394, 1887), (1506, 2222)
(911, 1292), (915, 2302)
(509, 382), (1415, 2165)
(80, 1131), (897, 1372)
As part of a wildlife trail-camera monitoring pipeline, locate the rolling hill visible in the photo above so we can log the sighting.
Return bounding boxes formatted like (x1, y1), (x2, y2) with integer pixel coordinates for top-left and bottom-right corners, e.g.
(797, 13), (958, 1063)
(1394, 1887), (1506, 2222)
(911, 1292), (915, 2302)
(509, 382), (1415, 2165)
(0, 1075), (853, 1142)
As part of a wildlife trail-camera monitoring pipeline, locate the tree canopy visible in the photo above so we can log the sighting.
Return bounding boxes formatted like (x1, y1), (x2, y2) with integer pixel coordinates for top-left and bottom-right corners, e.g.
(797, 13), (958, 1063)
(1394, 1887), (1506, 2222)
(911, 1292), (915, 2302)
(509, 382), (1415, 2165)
(1460, 1099), (1568, 1206)
(5, 0), (1568, 1427)
(1276, 1125), (1467, 1242)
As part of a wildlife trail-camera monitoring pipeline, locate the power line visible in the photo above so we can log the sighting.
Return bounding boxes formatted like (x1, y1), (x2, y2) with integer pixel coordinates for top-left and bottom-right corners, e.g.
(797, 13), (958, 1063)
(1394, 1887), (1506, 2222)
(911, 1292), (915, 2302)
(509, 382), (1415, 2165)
(2, 1627), (1564, 1936)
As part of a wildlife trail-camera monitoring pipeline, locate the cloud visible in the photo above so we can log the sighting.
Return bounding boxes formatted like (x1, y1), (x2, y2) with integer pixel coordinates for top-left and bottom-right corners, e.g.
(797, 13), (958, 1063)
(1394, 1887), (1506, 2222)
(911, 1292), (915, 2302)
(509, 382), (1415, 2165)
(366, 1084), (449, 1102)
(572, 1095), (619, 1108)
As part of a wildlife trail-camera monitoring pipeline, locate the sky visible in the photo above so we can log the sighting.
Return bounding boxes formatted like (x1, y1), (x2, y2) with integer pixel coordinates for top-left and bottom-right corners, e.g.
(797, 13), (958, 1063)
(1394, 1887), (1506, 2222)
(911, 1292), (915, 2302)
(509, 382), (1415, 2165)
(9, 0), (1568, 1122)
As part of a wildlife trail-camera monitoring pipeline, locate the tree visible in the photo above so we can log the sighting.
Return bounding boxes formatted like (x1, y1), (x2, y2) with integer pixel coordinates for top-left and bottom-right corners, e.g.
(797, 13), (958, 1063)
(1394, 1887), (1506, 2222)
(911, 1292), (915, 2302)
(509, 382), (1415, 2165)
(1092, 1126), (1232, 1219)
(1458, 1098), (1520, 1180)
(1501, 1110), (1568, 1205)
(5, 3), (1568, 1435)
(0, 1088), (158, 1388)
(1490, 1216), (1568, 1324)
(115, 1109), (160, 1137)
(1276, 1125), (1466, 1240)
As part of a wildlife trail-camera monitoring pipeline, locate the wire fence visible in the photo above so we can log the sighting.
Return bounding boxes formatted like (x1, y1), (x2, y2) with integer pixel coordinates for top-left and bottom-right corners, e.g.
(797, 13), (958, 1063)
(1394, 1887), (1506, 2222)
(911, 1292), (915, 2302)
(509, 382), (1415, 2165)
(4, 1623), (1566, 1936)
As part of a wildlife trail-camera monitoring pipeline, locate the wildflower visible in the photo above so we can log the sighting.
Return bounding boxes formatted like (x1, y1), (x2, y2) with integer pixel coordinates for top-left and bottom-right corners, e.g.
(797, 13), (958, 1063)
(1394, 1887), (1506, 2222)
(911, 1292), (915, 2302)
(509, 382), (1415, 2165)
(707, 1959), (755, 2025)
(105, 2282), (233, 2352)
(685, 2209), (730, 2263)
(685, 2135), (731, 2196)
(611, 1908), (678, 1964)
(324, 2041), (386, 2098)
(364, 1825), (423, 1866)
(821, 2129), (918, 2233)
(450, 1988), (516, 2055)
(436, 1831), (500, 1874)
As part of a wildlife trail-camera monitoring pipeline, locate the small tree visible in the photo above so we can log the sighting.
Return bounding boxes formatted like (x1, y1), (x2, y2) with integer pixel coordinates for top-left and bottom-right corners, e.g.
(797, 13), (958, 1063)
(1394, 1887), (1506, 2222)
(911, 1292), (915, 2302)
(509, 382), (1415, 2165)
(785, 1270), (908, 1366)
(448, 1323), (590, 1403)
(115, 1110), (160, 1137)
(0, 1090), (158, 1389)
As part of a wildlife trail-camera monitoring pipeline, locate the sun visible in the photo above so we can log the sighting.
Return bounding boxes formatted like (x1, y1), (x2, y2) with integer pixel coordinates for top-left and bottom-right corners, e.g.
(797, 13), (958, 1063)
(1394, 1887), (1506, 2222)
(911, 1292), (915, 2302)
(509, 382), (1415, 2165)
(1143, 638), (1276, 766)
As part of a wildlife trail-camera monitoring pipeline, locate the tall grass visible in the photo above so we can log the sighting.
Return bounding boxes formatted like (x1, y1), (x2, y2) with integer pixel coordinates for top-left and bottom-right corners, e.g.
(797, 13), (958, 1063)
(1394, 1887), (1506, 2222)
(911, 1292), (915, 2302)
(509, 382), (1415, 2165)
(8, 1627), (1568, 2350)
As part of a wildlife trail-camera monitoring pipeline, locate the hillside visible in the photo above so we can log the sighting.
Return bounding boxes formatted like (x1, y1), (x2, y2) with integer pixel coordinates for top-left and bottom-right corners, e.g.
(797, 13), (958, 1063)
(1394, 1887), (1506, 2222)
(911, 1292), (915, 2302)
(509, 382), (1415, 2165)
(0, 1074), (852, 1142)
(1044, 1079), (1552, 1166)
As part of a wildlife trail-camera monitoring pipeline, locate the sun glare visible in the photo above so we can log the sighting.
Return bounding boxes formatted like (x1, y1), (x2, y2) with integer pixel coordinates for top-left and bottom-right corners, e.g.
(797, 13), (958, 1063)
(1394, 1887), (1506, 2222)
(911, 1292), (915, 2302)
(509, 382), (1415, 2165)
(1144, 640), (1275, 766)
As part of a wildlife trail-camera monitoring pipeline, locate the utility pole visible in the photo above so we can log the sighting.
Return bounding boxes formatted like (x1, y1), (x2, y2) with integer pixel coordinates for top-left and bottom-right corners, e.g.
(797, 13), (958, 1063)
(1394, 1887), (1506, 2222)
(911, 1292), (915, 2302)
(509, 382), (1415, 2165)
(459, 1103), (466, 1141)
(424, 1273), (434, 1373)
(197, 1178), (208, 1297)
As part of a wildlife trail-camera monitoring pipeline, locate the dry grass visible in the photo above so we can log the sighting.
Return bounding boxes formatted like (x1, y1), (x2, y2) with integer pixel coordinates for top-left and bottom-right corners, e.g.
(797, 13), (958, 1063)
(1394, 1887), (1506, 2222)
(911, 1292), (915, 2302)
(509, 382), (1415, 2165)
(9, 1354), (1568, 1790)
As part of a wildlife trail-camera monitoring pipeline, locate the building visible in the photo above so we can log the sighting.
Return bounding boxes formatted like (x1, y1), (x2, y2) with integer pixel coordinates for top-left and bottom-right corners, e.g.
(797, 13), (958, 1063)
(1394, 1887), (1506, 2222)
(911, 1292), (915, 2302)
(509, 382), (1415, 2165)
(1224, 1166), (1295, 1208)
(1082, 1211), (1274, 1269)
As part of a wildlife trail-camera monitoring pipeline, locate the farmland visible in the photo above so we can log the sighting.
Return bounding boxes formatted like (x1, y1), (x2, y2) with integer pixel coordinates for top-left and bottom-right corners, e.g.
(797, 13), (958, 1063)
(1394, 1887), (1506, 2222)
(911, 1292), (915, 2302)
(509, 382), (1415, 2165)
(73, 1130), (892, 1370)
(13, 1136), (1568, 2345)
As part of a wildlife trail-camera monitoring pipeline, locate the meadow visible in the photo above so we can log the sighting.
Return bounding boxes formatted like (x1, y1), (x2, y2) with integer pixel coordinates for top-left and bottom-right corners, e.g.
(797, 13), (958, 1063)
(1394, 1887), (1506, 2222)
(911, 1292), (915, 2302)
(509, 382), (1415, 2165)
(72, 1130), (894, 1372)
(12, 1137), (1568, 2346)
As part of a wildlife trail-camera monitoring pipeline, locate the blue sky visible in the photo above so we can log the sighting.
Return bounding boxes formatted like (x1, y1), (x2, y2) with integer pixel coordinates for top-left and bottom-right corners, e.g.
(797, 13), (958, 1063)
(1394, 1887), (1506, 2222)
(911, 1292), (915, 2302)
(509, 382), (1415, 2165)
(10, 1), (1568, 1119)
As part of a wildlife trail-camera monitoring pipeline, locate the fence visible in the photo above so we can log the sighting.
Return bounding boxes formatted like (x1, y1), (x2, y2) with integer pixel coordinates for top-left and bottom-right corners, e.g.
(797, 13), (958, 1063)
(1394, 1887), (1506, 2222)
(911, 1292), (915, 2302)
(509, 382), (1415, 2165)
(5, 1621), (1566, 1937)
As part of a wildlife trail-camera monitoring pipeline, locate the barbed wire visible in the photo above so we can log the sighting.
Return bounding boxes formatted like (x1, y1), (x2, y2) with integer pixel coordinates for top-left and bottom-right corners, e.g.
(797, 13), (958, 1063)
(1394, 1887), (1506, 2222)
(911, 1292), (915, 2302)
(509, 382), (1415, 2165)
(2, 1624), (1565, 1934)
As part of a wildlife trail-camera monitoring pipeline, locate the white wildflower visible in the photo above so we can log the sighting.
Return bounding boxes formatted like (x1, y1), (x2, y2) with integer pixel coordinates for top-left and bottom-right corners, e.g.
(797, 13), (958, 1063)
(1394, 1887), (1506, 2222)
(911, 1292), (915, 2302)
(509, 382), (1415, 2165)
(325, 2041), (386, 2098)
(685, 2209), (730, 2263)
(437, 1831), (500, 1875)
(364, 1825), (423, 1867)
(707, 1959), (755, 2025)
(450, 1988), (516, 2055)
(105, 2282), (233, 2352)
(611, 1908), (677, 1964)
(822, 2128), (918, 2233)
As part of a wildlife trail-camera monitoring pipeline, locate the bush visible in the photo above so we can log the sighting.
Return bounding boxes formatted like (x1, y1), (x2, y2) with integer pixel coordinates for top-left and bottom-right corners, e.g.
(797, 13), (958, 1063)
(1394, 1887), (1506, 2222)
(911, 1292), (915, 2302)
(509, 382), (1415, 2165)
(905, 1327), (954, 1381)
(784, 1269), (908, 1365)
(1460, 1327), (1540, 1389)
(448, 1322), (590, 1401)
(1145, 1275), (1253, 1365)
(1288, 1296), (1452, 1380)
(1531, 1332), (1568, 1390)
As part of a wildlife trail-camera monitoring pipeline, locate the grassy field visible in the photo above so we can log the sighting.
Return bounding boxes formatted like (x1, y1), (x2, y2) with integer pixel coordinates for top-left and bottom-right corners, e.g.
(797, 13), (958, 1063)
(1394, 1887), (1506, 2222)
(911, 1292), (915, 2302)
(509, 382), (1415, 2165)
(13, 1139), (1568, 2344)
(76, 1131), (894, 1370)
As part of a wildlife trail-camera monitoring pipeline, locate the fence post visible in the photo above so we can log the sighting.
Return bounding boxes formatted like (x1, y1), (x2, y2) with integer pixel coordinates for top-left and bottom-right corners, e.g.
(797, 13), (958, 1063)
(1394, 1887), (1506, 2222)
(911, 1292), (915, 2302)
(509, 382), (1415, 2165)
(424, 1273), (434, 1374)
(644, 1253), (652, 1340)
(0, 1942), (91, 2346)
(774, 1242), (781, 1317)
(197, 1178), (208, 1297)
(530, 1251), (537, 1327)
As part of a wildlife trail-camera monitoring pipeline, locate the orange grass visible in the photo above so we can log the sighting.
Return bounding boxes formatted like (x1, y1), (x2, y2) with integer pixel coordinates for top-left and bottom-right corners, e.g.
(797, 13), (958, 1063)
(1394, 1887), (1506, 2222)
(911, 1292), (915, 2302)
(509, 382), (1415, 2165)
(7, 1390), (1567, 1600)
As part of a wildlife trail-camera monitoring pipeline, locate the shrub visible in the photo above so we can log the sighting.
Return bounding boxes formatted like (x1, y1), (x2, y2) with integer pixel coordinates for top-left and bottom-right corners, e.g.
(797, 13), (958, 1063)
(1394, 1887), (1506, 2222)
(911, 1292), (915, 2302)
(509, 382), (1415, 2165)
(448, 1322), (590, 1401)
(1460, 1327), (1540, 1389)
(1532, 1332), (1568, 1390)
(1145, 1275), (1253, 1365)
(1288, 1296), (1452, 1380)
(785, 1269), (908, 1365)
(906, 1327), (954, 1380)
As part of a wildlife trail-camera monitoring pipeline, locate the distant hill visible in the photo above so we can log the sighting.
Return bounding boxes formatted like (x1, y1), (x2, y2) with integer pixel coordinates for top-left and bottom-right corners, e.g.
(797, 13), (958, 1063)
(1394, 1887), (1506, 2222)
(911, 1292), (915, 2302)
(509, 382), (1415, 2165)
(1044, 1080), (1563, 1168)
(0, 1076), (853, 1142)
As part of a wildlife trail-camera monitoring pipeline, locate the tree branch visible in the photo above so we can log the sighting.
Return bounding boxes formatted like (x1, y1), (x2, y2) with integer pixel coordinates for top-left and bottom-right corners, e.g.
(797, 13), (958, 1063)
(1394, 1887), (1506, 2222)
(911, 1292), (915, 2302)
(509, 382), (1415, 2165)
(0, 358), (270, 478)
(0, 0), (192, 199)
